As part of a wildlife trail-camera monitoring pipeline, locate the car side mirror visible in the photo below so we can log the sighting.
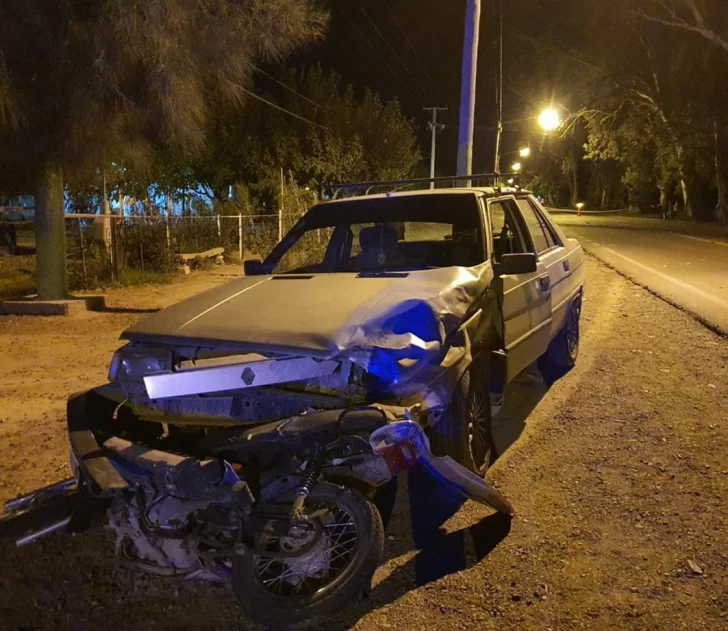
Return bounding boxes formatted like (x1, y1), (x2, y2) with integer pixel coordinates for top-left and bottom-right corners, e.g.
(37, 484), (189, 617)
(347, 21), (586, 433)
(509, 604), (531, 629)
(243, 258), (263, 276)
(498, 253), (537, 275)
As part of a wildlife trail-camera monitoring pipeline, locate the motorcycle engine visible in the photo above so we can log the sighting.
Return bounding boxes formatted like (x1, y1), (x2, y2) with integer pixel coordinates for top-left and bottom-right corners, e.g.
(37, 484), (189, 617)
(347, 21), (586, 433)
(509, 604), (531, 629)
(108, 490), (214, 576)
(103, 437), (252, 580)
(108, 481), (249, 580)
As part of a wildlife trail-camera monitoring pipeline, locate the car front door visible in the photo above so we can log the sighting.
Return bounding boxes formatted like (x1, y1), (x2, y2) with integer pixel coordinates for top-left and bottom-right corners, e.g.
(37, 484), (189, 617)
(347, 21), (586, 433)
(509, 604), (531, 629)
(488, 196), (552, 381)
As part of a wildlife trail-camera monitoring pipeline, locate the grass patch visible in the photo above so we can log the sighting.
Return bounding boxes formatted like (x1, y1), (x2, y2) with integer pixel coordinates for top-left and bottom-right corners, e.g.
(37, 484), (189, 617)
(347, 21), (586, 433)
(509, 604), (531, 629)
(0, 254), (175, 300)
(115, 268), (176, 287)
(0, 255), (36, 299)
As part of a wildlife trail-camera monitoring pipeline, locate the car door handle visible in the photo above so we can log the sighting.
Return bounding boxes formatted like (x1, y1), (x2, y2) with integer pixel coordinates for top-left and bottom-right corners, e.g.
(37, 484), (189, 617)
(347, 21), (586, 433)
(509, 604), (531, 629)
(563, 260), (571, 273)
(536, 274), (550, 292)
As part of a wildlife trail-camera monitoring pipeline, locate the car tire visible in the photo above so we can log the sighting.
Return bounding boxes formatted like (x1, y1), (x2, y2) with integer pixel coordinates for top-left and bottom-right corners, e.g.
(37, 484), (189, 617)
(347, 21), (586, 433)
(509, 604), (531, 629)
(538, 293), (582, 385)
(430, 359), (494, 477)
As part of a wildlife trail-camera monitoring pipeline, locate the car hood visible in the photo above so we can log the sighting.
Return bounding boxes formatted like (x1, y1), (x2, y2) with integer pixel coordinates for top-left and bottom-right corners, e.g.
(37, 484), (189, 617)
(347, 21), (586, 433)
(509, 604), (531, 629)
(122, 267), (493, 359)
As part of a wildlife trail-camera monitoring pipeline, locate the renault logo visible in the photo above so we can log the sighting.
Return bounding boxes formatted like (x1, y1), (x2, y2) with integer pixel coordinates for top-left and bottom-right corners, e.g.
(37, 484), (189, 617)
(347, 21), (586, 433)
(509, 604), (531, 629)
(241, 366), (256, 385)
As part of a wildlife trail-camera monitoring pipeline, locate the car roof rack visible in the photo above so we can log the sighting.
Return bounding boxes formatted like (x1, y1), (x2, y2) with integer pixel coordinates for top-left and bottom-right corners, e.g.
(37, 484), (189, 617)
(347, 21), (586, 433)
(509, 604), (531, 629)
(327, 173), (521, 199)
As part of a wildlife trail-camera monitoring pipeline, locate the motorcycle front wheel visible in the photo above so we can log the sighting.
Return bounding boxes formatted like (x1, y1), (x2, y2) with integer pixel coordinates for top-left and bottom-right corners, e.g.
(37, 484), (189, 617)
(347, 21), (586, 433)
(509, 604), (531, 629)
(232, 483), (384, 627)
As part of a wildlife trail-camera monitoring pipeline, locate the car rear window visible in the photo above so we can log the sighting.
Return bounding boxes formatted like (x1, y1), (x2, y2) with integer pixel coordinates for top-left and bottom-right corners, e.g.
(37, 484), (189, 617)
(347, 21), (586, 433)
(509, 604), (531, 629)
(516, 199), (559, 254)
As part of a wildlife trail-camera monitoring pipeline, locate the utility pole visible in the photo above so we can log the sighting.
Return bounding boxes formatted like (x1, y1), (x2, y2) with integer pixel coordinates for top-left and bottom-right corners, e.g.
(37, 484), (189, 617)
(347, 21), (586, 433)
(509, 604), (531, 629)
(424, 107), (448, 189)
(457, 0), (482, 183)
(494, 0), (504, 174)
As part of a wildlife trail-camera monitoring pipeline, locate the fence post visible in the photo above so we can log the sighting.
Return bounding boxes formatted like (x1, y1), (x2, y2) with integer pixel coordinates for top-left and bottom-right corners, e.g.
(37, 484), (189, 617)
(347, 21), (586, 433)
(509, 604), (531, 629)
(166, 214), (171, 254)
(165, 195), (172, 255)
(139, 220), (145, 272)
(238, 213), (244, 261)
(110, 217), (119, 282)
(279, 168), (284, 242)
(78, 219), (88, 288)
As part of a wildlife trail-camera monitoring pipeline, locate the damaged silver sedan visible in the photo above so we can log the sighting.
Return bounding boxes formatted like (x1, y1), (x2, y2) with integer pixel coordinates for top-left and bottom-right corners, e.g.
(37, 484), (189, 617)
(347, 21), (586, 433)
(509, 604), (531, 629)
(1, 186), (584, 626)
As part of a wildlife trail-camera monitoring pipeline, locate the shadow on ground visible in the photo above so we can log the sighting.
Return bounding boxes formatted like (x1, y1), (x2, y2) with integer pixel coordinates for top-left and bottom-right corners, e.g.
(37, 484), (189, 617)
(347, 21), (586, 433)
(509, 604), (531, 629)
(332, 363), (549, 629)
(0, 366), (550, 631)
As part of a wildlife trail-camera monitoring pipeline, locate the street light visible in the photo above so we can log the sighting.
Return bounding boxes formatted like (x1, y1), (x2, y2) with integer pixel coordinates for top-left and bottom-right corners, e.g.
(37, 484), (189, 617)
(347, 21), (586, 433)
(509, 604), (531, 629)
(511, 162), (522, 172)
(538, 108), (562, 132)
(519, 146), (531, 158)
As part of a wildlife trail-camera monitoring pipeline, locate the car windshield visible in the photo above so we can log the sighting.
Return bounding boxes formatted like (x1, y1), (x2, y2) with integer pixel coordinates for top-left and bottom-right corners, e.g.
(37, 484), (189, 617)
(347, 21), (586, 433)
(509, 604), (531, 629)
(263, 193), (485, 274)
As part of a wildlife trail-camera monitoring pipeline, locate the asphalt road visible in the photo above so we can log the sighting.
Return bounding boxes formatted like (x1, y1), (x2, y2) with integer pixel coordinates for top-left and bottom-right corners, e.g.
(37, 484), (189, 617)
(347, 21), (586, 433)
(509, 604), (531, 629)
(560, 222), (728, 335)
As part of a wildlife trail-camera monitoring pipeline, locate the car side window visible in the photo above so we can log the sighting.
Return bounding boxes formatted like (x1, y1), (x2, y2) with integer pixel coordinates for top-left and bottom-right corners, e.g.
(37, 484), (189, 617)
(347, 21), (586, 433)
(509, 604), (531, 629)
(527, 198), (562, 247)
(489, 200), (529, 263)
(516, 199), (556, 255)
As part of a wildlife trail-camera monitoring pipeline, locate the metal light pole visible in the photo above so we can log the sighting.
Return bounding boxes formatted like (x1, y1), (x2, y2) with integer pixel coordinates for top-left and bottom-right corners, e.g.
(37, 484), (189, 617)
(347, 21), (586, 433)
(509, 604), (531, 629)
(494, 0), (504, 174)
(424, 107), (448, 189)
(456, 0), (482, 183)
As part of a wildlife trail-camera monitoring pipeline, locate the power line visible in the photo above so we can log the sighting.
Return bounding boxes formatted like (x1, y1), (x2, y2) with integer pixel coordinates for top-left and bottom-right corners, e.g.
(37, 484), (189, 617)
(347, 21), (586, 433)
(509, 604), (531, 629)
(335, 5), (405, 88)
(246, 62), (326, 110)
(239, 87), (328, 130)
(389, 12), (440, 102)
(359, 7), (432, 102)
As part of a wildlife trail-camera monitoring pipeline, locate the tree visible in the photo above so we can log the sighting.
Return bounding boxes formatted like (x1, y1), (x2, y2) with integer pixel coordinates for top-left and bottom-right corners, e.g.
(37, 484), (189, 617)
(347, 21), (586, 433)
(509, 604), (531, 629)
(0, 0), (327, 298)
(181, 65), (421, 211)
(639, 1), (728, 52)
(509, 0), (728, 221)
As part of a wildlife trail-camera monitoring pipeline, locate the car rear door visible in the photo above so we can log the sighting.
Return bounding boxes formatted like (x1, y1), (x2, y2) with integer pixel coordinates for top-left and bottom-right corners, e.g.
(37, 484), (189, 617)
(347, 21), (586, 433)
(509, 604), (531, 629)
(487, 196), (552, 380)
(514, 196), (572, 336)
(520, 195), (584, 335)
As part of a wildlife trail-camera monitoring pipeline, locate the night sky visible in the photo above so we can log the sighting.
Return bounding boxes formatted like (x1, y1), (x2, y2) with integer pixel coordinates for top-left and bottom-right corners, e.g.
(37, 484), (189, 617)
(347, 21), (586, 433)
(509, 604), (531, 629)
(292, 0), (518, 177)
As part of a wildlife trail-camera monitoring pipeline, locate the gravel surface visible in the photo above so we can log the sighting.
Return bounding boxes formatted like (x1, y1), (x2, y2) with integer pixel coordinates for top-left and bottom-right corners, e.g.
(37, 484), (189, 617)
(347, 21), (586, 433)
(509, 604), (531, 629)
(0, 259), (726, 630)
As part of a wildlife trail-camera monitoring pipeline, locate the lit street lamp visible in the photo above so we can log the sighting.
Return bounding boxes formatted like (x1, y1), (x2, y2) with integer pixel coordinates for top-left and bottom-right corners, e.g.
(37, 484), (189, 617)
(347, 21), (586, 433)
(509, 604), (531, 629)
(519, 146), (531, 158)
(538, 107), (562, 132)
(511, 162), (522, 172)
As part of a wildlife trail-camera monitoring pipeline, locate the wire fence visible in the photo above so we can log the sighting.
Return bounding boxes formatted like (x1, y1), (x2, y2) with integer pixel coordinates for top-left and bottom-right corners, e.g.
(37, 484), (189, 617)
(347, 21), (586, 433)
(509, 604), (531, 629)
(1, 211), (303, 290)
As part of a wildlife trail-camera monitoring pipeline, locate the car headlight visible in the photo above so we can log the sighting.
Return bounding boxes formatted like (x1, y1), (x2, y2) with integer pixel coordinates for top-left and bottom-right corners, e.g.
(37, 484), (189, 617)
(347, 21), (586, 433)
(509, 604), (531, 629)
(108, 346), (172, 382)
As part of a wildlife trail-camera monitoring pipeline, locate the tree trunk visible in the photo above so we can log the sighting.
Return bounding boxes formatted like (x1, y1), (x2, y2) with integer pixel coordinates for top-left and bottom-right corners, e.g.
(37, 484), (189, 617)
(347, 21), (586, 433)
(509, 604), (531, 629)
(679, 177), (692, 218)
(658, 185), (669, 219)
(34, 168), (68, 299)
(714, 121), (728, 224)
(673, 143), (694, 218)
(570, 167), (579, 208)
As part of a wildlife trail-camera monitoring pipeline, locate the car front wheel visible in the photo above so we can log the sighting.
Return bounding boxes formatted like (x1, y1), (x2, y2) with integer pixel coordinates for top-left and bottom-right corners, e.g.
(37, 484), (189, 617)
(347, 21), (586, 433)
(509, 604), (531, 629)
(430, 359), (494, 477)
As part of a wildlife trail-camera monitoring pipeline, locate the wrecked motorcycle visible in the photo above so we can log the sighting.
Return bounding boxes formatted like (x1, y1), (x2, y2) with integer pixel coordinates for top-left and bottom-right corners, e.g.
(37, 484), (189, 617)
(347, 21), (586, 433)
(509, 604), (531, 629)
(1, 388), (512, 627)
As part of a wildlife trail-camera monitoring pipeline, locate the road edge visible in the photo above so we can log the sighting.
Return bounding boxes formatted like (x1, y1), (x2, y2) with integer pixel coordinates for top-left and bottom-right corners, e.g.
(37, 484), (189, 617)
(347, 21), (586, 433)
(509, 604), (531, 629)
(581, 251), (728, 339)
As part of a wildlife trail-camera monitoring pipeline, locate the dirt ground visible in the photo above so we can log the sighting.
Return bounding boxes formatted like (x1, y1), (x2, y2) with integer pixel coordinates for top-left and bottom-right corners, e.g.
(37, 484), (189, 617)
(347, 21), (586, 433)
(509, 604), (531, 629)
(0, 258), (726, 630)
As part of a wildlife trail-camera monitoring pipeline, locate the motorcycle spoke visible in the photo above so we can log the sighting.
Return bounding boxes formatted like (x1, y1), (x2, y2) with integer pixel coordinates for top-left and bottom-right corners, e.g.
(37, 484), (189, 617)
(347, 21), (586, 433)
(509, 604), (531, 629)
(327, 544), (355, 566)
(253, 502), (359, 597)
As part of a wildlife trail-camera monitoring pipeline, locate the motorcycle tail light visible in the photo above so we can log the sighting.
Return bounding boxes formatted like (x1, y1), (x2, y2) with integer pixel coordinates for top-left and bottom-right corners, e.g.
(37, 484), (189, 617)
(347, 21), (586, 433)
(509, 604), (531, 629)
(379, 440), (418, 474)
(369, 421), (430, 474)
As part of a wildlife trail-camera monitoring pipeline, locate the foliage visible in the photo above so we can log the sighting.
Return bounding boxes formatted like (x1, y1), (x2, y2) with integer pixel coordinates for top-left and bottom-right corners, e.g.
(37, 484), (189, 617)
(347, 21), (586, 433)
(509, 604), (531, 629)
(184, 65), (421, 211)
(509, 0), (728, 221)
(0, 0), (328, 187)
(0, 0), (328, 296)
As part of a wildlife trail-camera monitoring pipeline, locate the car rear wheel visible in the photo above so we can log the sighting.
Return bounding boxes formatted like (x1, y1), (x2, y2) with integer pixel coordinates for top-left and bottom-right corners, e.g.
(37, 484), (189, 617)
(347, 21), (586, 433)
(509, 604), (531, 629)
(431, 360), (494, 477)
(538, 293), (581, 385)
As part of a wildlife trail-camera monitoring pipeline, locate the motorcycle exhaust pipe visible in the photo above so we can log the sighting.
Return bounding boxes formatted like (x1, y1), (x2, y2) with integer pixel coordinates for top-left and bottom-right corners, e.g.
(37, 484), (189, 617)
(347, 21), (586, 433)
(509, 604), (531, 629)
(15, 516), (73, 547)
(5, 478), (76, 514)
(1, 478), (80, 547)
